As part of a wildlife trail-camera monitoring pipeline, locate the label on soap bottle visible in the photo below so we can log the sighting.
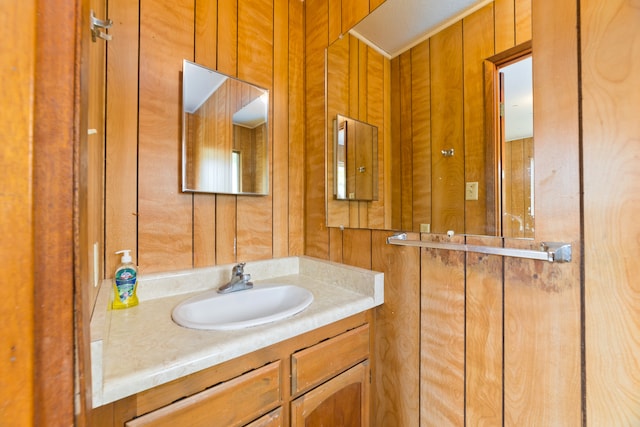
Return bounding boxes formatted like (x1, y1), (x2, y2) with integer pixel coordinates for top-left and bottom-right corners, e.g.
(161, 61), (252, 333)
(115, 267), (137, 303)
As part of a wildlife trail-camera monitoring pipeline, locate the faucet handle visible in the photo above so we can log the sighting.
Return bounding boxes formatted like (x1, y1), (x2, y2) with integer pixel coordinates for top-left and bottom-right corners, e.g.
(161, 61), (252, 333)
(232, 262), (246, 276)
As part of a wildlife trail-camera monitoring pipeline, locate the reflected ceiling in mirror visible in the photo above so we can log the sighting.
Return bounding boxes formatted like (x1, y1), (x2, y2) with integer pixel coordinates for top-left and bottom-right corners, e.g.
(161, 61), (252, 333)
(182, 60), (269, 195)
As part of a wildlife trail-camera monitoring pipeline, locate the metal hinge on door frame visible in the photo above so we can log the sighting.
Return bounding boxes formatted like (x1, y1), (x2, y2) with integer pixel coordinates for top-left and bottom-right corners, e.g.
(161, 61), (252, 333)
(90, 9), (112, 42)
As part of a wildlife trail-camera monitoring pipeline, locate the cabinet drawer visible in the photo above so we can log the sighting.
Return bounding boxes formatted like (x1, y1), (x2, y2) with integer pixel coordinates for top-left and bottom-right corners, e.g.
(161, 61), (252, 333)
(125, 361), (281, 427)
(291, 324), (369, 395)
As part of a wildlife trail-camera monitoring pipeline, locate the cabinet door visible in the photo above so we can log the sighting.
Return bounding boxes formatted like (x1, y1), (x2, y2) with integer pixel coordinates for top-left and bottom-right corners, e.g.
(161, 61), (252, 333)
(245, 407), (283, 427)
(291, 361), (369, 427)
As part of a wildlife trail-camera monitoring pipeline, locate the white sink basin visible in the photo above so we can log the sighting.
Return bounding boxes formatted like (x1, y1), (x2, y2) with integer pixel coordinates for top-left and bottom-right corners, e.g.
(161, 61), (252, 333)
(172, 285), (314, 330)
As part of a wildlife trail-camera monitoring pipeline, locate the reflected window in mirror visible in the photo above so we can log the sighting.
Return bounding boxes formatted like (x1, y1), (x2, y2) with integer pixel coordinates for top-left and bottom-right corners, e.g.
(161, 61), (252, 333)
(181, 60), (269, 195)
(333, 114), (378, 201)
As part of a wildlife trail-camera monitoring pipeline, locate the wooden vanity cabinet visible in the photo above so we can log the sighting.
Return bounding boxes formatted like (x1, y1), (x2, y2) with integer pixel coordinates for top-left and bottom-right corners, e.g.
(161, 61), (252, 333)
(104, 311), (373, 427)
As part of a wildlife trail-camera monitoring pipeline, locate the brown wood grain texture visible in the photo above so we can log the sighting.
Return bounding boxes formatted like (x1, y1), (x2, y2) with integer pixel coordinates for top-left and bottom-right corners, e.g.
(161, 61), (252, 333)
(2, 1), (36, 424)
(430, 22), (465, 234)
(389, 57), (402, 230)
(288, 0), (305, 256)
(582, 0), (640, 423)
(463, 4), (494, 236)
(328, 0), (341, 44)
(343, 229), (372, 270)
(357, 40), (370, 228)
(304, 0), (330, 259)
(399, 51), (413, 230)
(245, 408), (283, 427)
(329, 227), (343, 263)
(371, 230), (421, 426)
(215, 0), (239, 266)
(348, 36), (361, 225)
(193, 0), (217, 267)
(138, 0), (194, 272)
(465, 236), (503, 426)
(410, 40), (431, 232)
(341, 0), (368, 35)
(327, 35), (351, 229)
(514, 0), (531, 45)
(272, 0), (289, 259)
(494, 0), (515, 53)
(420, 234), (465, 426)
(237, 0), (274, 262)
(105, 0), (139, 275)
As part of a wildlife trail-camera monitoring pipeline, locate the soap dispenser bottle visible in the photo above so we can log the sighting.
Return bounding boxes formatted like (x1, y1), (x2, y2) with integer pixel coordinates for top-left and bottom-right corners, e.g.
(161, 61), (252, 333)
(112, 249), (139, 309)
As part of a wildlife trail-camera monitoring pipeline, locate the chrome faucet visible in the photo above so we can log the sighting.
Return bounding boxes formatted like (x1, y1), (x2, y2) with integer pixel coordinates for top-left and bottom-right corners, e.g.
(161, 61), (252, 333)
(217, 262), (253, 294)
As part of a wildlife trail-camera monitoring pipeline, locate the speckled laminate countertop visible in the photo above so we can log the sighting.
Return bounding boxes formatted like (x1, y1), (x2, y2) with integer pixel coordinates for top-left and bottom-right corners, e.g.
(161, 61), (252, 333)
(90, 256), (384, 407)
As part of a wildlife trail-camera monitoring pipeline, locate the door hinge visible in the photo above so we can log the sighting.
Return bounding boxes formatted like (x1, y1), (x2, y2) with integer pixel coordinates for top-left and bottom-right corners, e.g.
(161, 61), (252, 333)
(499, 102), (505, 117)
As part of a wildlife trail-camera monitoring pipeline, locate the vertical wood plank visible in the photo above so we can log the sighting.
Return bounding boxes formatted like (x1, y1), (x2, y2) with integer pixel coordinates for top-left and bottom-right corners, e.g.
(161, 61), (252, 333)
(106, 0), (139, 274)
(342, 229), (371, 269)
(389, 57), (402, 230)
(272, 0), (289, 259)
(410, 40), (431, 233)
(216, 0), (239, 265)
(420, 235), (465, 426)
(430, 22), (464, 234)
(465, 236), (503, 426)
(341, 0), (368, 34)
(1, 1), (36, 423)
(237, 0), (274, 262)
(582, 0), (640, 423)
(494, 0), (515, 53)
(329, 227), (343, 263)
(328, 0), (341, 43)
(193, 0), (217, 267)
(399, 51), (413, 230)
(514, 0), (531, 44)
(463, 4), (494, 236)
(288, 0), (305, 256)
(138, 0), (194, 272)
(304, 0), (330, 259)
(372, 231), (421, 427)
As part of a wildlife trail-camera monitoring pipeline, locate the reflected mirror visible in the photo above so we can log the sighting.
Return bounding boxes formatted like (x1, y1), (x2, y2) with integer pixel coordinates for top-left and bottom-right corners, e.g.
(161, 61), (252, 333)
(334, 115), (379, 201)
(182, 60), (269, 195)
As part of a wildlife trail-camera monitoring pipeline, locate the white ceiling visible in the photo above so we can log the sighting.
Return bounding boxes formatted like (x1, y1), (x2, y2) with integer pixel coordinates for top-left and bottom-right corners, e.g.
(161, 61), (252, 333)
(351, 0), (492, 58)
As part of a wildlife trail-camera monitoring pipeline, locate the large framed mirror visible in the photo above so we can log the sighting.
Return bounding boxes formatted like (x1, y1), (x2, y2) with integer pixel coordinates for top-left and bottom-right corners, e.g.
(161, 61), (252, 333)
(181, 60), (269, 195)
(324, 2), (534, 238)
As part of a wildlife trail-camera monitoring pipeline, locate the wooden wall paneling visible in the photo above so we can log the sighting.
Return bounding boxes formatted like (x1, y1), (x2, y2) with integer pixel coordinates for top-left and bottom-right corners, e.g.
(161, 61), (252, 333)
(503, 247), (582, 425)
(2, 1), (36, 423)
(192, 0), (217, 268)
(370, 0), (385, 12)
(328, 0), (341, 44)
(514, 0), (531, 45)
(465, 236), (503, 426)
(272, 0), (289, 259)
(348, 36), (361, 226)
(341, 0), (368, 35)
(326, 36), (350, 229)
(304, 0), (330, 259)
(382, 57), (392, 229)
(215, 0), (239, 265)
(463, 4), (494, 236)
(288, 0), (305, 256)
(329, 227), (343, 263)
(138, 0), (194, 272)
(389, 57), (402, 230)
(399, 51), (413, 231)
(342, 229), (372, 270)
(357, 40), (369, 228)
(494, 0), (515, 53)
(371, 231), (421, 426)
(365, 45), (386, 230)
(430, 22), (464, 234)
(237, 0), (274, 262)
(410, 40), (431, 233)
(420, 234), (465, 426)
(105, 0), (139, 275)
(582, 0), (640, 423)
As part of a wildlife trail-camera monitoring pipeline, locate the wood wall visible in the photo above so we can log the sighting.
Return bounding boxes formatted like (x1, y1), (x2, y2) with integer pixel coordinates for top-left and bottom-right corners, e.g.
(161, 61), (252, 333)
(105, 0), (305, 281)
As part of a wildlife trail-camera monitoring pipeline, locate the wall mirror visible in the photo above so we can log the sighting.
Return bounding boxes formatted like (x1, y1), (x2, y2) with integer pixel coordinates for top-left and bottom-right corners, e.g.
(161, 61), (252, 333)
(324, 4), (534, 238)
(334, 114), (379, 201)
(182, 60), (269, 195)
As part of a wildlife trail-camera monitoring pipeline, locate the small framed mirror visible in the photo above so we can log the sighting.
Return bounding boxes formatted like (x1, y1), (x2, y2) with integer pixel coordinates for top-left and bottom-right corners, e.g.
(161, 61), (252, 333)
(333, 114), (378, 201)
(182, 60), (269, 195)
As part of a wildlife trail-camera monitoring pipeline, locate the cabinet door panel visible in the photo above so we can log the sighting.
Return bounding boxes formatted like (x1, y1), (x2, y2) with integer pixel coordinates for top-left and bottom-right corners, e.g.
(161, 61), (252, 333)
(291, 362), (369, 427)
(125, 362), (280, 427)
(245, 407), (283, 427)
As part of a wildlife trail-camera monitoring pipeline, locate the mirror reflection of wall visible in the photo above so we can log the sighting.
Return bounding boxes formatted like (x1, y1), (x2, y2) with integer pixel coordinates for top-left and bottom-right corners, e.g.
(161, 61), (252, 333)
(334, 114), (379, 201)
(182, 60), (269, 195)
(500, 55), (534, 238)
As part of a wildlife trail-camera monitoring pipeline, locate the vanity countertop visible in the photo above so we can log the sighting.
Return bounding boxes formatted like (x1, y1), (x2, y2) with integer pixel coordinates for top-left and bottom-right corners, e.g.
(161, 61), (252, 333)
(90, 256), (384, 407)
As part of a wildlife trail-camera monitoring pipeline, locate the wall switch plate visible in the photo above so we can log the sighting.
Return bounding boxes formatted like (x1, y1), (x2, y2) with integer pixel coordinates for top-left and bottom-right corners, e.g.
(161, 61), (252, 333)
(465, 182), (479, 201)
(420, 223), (431, 233)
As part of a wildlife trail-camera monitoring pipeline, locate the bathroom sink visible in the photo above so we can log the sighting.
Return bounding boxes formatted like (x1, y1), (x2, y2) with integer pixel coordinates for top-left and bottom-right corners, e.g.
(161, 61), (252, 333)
(172, 284), (314, 330)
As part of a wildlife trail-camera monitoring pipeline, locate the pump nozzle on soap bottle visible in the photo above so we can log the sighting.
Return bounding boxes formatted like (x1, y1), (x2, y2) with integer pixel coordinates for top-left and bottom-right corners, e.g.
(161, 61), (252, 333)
(112, 249), (139, 309)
